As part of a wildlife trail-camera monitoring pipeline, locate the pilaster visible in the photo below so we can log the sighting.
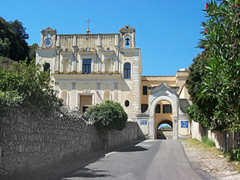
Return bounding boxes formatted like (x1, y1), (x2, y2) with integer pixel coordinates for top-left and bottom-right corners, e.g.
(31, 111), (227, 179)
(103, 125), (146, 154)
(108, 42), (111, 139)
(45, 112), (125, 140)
(102, 63), (105, 74)
(114, 82), (118, 102)
(73, 47), (77, 73)
(91, 60), (94, 73)
(55, 48), (61, 73)
(79, 56), (82, 74)
(70, 82), (77, 109)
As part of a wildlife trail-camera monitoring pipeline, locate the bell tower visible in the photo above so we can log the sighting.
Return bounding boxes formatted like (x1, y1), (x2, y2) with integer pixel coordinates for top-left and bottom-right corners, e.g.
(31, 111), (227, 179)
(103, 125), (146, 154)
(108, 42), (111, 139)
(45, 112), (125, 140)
(40, 27), (57, 49)
(119, 25), (136, 49)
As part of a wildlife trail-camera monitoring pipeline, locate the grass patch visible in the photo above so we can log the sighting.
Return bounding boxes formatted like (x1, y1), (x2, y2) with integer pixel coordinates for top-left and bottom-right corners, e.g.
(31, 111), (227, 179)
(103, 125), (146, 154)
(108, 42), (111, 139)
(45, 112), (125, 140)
(183, 138), (218, 152)
(183, 138), (240, 173)
(202, 136), (216, 147)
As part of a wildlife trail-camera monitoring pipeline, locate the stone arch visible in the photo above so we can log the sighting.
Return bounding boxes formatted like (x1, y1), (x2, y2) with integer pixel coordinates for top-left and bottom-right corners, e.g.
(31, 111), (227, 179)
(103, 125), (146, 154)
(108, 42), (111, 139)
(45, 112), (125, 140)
(149, 95), (178, 139)
(158, 119), (173, 128)
(124, 35), (131, 49)
(122, 34), (133, 49)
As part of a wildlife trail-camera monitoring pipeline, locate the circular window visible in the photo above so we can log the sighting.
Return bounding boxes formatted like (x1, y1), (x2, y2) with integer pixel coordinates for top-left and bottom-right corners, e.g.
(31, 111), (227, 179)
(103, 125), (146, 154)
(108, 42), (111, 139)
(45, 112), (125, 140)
(125, 100), (130, 107)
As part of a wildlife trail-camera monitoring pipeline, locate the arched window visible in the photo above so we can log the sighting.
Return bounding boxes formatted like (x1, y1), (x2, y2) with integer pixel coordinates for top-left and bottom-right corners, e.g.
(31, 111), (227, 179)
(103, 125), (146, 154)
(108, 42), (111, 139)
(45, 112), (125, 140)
(44, 63), (50, 72)
(103, 91), (110, 102)
(105, 59), (110, 73)
(61, 91), (68, 106)
(124, 62), (131, 78)
(63, 59), (69, 74)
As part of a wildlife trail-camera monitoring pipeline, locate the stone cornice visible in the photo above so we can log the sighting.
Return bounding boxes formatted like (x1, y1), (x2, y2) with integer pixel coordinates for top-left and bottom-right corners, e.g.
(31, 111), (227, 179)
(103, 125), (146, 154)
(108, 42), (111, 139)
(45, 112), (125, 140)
(102, 50), (115, 56)
(52, 73), (122, 80)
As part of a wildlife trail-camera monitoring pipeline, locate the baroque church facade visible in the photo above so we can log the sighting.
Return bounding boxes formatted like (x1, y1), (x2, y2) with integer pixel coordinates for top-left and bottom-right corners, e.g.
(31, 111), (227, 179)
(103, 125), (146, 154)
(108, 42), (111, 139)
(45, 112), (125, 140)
(36, 26), (190, 140)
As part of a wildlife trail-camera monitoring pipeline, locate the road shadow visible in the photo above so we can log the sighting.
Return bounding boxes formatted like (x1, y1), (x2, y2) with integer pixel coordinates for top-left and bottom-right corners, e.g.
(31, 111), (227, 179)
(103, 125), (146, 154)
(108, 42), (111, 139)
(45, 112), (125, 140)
(157, 129), (167, 139)
(157, 130), (173, 140)
(61, 168), (111, 179)
(57, 140), (145, 180)
(116, 140), (148, 152)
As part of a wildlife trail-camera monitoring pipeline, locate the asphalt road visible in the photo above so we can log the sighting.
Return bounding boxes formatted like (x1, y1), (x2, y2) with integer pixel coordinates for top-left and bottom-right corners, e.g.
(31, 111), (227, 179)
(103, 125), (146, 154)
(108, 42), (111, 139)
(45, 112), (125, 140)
(61, 140), (212, 180)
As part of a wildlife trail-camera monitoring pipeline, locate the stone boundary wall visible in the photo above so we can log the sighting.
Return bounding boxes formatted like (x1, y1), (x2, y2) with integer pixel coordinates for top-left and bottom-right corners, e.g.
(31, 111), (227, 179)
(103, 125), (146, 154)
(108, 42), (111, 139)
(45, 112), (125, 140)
(191, 120), (240, 151)
(0, 107), (138, 176)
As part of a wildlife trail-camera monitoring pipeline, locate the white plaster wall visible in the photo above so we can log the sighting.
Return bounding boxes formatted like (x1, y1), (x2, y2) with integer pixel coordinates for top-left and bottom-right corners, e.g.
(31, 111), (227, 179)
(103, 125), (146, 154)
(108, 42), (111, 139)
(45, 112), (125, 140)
(190, 120), (203, 141)
(178, 117), (190, 136)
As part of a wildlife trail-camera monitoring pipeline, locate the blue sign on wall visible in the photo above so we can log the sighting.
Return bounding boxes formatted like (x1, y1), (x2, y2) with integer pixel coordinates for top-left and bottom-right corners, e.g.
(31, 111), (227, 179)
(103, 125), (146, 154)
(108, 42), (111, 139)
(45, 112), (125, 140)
(140, 120), (148, 125)
(181, 121), (189, 128)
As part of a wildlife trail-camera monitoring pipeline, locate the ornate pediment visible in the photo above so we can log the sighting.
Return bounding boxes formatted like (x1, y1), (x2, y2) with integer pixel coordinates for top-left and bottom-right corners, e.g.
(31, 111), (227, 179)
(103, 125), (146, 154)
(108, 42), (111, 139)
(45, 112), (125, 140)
(149, 82), (179, 96)
(120, 25), (135, 33)
(41, 27), (57, 35)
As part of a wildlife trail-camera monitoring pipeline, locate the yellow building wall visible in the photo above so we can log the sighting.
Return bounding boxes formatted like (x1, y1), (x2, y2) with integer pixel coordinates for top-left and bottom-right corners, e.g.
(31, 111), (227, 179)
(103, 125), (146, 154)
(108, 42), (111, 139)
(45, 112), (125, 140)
(154, 100), (173, 129)
(140, 73), (190, 136)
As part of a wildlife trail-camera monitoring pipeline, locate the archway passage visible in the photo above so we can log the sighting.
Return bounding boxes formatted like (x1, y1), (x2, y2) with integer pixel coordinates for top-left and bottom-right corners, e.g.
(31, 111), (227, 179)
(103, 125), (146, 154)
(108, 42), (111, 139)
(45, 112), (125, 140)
(157, 120), (173, 140)
(147, 82), (179, 139)
(154, 99), (173, 139)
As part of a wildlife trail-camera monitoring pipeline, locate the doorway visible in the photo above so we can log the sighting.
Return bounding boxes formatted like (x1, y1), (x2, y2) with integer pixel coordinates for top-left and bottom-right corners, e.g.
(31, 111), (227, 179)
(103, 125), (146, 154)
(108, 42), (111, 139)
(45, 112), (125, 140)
(80, 95), (92, 113)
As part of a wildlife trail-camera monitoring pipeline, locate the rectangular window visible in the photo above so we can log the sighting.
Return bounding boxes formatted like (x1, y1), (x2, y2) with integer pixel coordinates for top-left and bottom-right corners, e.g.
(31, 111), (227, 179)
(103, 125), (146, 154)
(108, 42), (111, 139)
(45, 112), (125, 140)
(163, 104), (172, 113)
(143, 86), (148, 95)
(155, 104), (161, 113)
(141, 104), (148, 113)
(83, 59), (91, 74)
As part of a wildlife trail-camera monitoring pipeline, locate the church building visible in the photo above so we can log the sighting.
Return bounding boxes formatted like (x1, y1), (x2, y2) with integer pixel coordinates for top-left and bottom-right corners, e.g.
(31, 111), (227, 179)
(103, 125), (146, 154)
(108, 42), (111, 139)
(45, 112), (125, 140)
(36, 25), (190, 140)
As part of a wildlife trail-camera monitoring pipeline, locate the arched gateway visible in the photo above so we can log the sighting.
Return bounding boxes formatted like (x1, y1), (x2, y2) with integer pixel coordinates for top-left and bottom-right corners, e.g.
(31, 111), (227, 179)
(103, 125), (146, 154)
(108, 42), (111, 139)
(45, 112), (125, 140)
(137, 82), (187, 140)
(149, 82), (179, 139)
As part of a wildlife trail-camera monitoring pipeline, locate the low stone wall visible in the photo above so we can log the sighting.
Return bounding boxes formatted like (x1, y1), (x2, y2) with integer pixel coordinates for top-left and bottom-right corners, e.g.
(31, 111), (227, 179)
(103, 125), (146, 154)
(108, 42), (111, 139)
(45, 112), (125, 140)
(106, 122), (138, 149)
(0, 107), (138, 176)
(191, 120), (240, 151)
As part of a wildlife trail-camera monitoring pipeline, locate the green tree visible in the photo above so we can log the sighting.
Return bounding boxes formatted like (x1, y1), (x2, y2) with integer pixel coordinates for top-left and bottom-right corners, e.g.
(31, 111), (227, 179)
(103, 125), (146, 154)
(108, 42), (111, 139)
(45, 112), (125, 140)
(0, 60), (62, 115)
(28, 43), (38, 61)
(0, 17), (29, 61)
(187, 0), (240, 130)
(0, 38), (11, 57)
(82, 100), (128, 131)
(186, 52), (218, 129)
(10, 19), (29, 40)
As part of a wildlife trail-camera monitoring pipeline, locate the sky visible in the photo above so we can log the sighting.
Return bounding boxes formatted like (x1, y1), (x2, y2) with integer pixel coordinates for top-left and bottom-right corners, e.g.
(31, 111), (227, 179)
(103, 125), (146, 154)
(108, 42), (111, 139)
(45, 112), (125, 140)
(0, 0), (207, 76)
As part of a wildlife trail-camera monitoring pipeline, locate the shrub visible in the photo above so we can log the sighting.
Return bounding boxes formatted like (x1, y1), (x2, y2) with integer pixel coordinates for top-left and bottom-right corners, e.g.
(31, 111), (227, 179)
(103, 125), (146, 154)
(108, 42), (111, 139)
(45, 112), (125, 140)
(82, 100), (128, 131)
(230, 148), (240, 161)
(0, 59), (62, 116)
(202, 136), (215, 147)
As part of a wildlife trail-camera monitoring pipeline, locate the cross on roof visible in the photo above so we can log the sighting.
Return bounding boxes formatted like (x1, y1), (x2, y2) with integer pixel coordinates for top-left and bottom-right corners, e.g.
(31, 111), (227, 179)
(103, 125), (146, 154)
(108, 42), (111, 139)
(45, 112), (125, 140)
(86, 19), (91, 29)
